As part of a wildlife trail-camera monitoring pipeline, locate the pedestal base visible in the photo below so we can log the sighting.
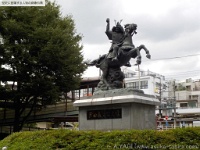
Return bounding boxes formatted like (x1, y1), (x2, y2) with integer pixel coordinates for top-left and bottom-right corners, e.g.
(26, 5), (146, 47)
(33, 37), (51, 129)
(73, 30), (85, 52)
(74, 88), (159, 131)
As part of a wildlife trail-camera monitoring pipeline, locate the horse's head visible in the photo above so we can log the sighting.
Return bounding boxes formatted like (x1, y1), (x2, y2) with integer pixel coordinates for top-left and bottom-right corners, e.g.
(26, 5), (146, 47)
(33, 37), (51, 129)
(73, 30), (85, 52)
(124, 23), (137, 34)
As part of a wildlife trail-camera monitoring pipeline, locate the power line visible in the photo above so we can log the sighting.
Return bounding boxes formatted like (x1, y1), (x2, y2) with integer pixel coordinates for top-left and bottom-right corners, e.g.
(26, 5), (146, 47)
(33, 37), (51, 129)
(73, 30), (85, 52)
(128, 69), (200, 76)
(127, 53), (200, 79)
(125, 69), (200, 80)
(165, 70), (200, 76)
(165, 73), (200, 80)
(143, 53), (200, 62)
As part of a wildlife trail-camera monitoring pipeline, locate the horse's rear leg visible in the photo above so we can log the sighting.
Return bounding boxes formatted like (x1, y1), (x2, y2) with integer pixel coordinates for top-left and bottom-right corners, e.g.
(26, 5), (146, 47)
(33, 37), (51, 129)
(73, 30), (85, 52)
(136, 48), (142, 65)
(128, 47), (142, 65)
(138, 44), (151, 59)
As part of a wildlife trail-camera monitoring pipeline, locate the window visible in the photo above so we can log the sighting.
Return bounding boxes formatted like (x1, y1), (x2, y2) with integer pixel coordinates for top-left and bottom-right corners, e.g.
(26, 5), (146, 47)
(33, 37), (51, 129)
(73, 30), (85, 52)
(83, 88), (93, 97)
(126, 82), (133, 88)
(74, 90), (81, 99)
(180, 103), (188, 108)
(140, 81), (148, 89)
(133, 82), (138, 89)
(126, 80), (148, 89)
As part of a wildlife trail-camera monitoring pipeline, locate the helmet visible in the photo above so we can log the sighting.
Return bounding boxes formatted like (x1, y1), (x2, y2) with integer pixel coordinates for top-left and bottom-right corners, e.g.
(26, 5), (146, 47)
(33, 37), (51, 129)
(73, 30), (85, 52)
(112, 22), (124, 33)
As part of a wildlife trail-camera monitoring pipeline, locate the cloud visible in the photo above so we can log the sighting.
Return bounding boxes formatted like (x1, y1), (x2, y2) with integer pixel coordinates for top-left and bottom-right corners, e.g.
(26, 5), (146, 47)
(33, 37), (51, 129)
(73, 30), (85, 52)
(54, 0), (200, 80)
(56, 0), (123, 44)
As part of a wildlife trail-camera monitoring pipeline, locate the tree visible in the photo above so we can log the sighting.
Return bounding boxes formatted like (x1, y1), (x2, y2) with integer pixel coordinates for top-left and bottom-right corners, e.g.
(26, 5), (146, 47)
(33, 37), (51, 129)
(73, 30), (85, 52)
(0, 1), (86, 132)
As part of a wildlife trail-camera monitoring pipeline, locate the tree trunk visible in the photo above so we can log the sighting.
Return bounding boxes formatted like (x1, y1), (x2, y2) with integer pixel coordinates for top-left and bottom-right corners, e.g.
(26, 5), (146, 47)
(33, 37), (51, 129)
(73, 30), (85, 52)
(13, 97), (37, 132)
(13, 102), (22, 132)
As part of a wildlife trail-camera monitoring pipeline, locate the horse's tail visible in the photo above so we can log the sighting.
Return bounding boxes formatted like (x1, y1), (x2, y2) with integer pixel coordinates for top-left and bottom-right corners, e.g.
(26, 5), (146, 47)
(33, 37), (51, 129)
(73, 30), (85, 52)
(97, 54), (107, 68)
(86, 54), (107, 67)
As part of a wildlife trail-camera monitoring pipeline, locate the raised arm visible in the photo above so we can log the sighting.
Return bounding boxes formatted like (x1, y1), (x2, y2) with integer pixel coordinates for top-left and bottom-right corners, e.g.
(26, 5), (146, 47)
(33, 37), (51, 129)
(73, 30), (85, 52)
(105, 18), (112, 40)
(106, 18), (110, 32)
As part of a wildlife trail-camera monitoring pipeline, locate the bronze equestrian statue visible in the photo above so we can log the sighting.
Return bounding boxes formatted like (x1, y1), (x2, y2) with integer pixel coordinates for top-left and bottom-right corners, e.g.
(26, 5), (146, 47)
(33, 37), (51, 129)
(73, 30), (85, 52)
(87, 18), (151, 91)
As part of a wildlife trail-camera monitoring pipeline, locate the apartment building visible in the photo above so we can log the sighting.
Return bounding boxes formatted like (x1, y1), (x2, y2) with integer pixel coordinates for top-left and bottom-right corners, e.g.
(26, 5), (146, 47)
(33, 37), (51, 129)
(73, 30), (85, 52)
(175, 78), (200, 108)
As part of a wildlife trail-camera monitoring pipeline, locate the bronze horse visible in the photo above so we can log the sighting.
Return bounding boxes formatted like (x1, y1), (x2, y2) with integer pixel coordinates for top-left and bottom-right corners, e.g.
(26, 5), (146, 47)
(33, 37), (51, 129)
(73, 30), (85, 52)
(87, 23), (151, 90)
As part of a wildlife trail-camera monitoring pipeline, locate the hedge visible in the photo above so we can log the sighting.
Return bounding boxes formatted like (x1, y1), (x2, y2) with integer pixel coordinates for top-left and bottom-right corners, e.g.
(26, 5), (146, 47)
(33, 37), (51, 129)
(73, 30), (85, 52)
(0, 127), (200, 150)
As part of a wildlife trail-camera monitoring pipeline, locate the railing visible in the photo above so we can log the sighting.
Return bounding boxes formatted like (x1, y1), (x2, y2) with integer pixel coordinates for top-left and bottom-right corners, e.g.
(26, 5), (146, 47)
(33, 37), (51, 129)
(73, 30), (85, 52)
(157, 125), (183, 130)
(178, 106), (198, 109)
(0, 102), (78, 126)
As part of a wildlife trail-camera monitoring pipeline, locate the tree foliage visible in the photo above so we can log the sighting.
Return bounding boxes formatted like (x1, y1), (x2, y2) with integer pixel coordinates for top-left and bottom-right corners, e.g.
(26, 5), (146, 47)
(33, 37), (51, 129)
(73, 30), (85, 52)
(0, 1), (86, 132)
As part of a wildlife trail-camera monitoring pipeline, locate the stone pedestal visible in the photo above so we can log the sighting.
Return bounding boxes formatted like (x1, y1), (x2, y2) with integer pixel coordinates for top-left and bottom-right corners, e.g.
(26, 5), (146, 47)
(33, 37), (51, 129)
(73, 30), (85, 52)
(73, 88), (159, 130)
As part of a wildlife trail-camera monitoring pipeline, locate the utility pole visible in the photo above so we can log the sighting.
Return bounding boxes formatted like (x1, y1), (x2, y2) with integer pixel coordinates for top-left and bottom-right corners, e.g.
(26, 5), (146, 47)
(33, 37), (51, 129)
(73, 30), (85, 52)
(173, 80), (177, 128)
(99, 55), (101, 77)
(138, 64), (140, 89)
(159, 77), (162, 117)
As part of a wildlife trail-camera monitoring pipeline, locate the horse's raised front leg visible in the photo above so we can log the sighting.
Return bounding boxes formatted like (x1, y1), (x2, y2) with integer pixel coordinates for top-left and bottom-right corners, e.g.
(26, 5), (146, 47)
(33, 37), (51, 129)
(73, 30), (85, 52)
(138, 44), (151, 59)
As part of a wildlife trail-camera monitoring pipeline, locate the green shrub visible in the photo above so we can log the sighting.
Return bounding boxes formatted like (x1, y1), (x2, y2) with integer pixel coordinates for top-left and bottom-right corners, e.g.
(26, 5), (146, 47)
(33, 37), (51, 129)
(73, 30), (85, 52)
(0, 128), (200, 150)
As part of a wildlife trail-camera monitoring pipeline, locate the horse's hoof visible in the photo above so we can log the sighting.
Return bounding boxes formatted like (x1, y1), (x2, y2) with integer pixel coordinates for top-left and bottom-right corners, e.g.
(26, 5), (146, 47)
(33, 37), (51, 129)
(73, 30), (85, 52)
(136, 60), (141, 65)
(146, 54), (151, 59)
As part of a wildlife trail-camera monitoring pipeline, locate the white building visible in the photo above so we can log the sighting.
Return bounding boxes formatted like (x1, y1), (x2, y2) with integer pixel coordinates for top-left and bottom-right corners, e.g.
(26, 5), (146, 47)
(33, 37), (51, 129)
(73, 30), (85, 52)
(123, 68), (168, 101)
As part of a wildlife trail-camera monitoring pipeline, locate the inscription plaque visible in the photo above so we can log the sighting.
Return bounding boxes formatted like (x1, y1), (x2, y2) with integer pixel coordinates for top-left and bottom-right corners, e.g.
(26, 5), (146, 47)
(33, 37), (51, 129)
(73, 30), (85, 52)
(87, 108), (122, 120)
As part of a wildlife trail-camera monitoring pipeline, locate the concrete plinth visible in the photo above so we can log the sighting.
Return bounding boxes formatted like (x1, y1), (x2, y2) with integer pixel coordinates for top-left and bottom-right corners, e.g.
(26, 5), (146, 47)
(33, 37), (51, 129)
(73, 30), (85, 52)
(73, 89), (159, 130)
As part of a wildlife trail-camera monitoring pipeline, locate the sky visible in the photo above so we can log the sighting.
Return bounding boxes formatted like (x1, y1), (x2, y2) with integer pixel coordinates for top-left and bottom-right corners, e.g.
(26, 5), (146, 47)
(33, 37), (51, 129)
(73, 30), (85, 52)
(55, 0), (200, 81)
